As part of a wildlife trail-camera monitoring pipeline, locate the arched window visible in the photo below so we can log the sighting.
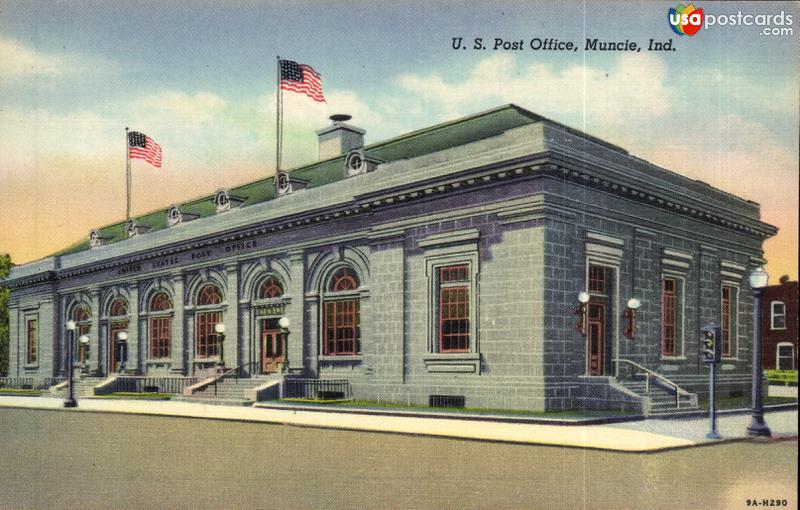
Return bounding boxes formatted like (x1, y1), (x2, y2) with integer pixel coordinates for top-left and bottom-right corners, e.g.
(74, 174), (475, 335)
(73, 305), (91, 323)
(198, 284), (223, 306)
(196, 284), (223, 358)
(149, 292), (173, 359)
(109, 299), (128, 317)
(72, 304), (91, 363)
(150, 292), (172, 311)
(323, 267), (360, 356)
(330, 268), (358, 292)
(258, 276), (284, 300)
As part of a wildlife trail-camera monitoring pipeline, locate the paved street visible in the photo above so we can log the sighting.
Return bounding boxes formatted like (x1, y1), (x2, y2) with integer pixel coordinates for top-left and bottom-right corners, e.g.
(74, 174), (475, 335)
(0, 408), (796, 510)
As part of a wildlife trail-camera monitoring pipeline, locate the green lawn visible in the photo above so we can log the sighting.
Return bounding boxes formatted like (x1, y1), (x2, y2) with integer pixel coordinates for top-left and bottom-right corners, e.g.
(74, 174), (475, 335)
(0, 389), (42, 396)
(93, 392), (172, 400)
(699, 395), (797, 411)
(278, 399), (637, 419)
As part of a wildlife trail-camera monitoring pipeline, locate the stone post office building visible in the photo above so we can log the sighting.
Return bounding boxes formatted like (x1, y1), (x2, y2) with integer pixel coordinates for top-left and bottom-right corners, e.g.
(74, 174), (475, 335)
(4, 105), (777, 412)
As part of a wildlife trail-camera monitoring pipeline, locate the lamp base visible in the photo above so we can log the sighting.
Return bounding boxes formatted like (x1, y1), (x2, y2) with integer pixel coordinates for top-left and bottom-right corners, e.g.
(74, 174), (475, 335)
(705, 431), (721, 440)
(63, 398), (78, 408)
(746, 418), (772, 438)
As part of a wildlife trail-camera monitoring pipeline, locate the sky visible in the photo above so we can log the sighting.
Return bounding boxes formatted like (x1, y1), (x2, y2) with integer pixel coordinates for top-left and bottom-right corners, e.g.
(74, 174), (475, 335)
(0, 1), (797, 280)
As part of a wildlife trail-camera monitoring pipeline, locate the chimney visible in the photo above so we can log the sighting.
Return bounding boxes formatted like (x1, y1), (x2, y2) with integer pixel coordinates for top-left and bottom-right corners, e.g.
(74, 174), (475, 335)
(316, 114), (365, 161)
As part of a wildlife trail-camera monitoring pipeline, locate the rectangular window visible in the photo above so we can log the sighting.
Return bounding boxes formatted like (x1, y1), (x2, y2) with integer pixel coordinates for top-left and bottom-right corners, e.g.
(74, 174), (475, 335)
(26, 319), (37, 364)
(438, 265), (470, 353)
(588, 265), (607, 294)
(150, 316), (171, 359)
(721, 286), (736, 358)
(662, 278), (677, 356)
(771, 302), (786, 330)
(196, 311), (221, 358)
(777, 344), (795, 371)
(323, 300), (360, 355)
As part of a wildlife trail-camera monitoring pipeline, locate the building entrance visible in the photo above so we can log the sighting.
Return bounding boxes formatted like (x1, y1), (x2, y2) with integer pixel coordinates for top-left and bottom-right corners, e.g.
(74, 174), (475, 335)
(260, 318), (284, 373)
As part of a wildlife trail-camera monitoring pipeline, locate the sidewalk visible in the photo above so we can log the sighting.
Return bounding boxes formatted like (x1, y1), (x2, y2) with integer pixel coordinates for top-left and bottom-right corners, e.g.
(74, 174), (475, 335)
(0, 395), (795, 452)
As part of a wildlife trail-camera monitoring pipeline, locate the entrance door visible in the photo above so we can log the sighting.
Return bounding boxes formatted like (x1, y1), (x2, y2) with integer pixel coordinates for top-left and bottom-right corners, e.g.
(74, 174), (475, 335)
(109, 324), (127, 373)
(587, 302), (606, 376)
(260, 319), (284, 373)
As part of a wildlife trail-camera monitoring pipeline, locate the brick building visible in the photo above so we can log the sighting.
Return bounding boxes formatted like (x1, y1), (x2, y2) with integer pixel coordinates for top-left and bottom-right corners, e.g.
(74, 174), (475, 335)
(761, 276), (798, 371)
(3, 105), (778, 413)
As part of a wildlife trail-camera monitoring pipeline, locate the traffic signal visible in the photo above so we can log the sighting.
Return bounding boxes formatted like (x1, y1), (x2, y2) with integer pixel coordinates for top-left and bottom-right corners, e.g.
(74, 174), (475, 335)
(701, 324), (723, 364)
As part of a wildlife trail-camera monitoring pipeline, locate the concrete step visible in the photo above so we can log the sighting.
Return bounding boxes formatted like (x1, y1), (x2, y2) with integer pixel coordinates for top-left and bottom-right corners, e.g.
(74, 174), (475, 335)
(178, 396), (253, 406)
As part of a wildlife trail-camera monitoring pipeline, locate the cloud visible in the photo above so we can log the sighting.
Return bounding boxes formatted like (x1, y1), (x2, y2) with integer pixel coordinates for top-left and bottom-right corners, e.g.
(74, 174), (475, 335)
(131, 91), (228, 128)
(393, 53), (672, 134)
(0, 37), (65, 77)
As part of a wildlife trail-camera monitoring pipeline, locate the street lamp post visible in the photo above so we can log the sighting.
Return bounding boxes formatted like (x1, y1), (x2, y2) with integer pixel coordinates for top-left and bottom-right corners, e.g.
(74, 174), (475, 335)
(64, 320), (77, 408)
(747, 266), (771, 438)
(278, 316), (290, 373)
(214, 323), (226, 366)
(79, 334), (90, 373)
(117, 331), (129, 372)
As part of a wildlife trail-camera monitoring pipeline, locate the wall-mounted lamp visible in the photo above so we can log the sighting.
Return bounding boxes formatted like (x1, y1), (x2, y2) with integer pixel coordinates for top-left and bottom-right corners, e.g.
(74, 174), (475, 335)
(574, 291), (590, 335)
(278, 317), (290, 373)
(624, 298), (641, 339)
(116, 331), (128, 371)
(214, 323), (226, 365)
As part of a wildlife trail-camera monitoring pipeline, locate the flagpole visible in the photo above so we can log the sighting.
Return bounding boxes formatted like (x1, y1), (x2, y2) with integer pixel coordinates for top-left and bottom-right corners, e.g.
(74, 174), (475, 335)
(125, 127), (131, 222)
(276, 56), (282, 176)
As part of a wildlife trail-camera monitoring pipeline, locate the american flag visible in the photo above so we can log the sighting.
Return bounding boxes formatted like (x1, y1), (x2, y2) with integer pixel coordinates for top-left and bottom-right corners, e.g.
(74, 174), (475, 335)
(128, 131), (162, 168)
(280, 60), (325, 102)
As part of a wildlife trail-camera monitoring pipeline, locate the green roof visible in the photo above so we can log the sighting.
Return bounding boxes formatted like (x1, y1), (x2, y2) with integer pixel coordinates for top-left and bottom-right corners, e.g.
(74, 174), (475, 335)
(55, 104), (546, 256)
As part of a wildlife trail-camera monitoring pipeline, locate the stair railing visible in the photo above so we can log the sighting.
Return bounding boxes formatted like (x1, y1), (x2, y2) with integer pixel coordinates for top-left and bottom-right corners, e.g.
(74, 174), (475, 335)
(208, 361), (258, 396)
(613, 358), (696, 409)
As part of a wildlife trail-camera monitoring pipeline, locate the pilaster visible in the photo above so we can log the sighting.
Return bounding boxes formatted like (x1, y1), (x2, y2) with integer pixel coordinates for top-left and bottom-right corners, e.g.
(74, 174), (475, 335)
(89, 288), (101, 373)
(127, 284), (140, 373)
(7, 304), (19, 377)
(170, 272), (185, 374)
(224, 262), (239, 368)
(287, 251), (305, 373)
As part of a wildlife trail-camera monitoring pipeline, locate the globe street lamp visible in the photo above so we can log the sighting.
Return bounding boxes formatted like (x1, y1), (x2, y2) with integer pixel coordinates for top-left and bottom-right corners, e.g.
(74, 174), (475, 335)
(214, 323), (226, 366)
(79, 334), (90, 373)
(747, 266), (771, 437)
(117, 331), (129, 372)
(64, 320), (77, 408)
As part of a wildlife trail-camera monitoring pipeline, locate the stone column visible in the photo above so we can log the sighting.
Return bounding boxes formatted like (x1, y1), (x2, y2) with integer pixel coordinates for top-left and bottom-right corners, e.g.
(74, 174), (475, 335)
(239, 303), (252, 375)
(7, 303), (19, 377)
(127, 284), (140, 373)
(58, 294), (68, 376)
(39, 297), (55, 379)
(287, 251), (305, 374)
(170, 272), (186, 374)
(89, 288), (101, 375)
(224, 263), (239, 368)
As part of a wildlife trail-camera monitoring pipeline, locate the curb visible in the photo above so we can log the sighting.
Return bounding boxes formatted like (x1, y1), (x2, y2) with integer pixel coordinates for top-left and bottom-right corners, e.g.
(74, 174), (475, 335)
(253, 402), (646, 426)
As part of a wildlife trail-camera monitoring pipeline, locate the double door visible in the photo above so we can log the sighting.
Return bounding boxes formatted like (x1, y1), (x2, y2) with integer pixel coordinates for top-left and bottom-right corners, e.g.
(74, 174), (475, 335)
(259, 318), (284, 373)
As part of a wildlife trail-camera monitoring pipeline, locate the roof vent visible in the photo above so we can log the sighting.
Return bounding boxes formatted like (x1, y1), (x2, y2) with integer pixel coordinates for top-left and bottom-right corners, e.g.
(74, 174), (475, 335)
(167, 204), (199, 227)
(214, 190), (245, 213)
(89, 229), (111, 248)
(316, 114), (365, 161)
(126, 219), (151, 238)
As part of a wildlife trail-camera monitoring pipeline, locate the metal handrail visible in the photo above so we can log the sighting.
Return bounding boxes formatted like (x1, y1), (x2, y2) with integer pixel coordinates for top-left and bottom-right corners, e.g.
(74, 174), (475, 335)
(613, 358), (694, 408)
(209, 361), (257, 395)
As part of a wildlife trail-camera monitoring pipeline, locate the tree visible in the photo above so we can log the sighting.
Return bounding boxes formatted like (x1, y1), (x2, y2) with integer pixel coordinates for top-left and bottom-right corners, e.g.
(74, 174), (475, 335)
(0, 253), (10, 376)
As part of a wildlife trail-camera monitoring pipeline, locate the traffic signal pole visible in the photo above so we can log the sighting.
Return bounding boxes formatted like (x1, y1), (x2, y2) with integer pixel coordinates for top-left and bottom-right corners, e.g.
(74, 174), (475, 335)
(707, 361), (720, 439)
